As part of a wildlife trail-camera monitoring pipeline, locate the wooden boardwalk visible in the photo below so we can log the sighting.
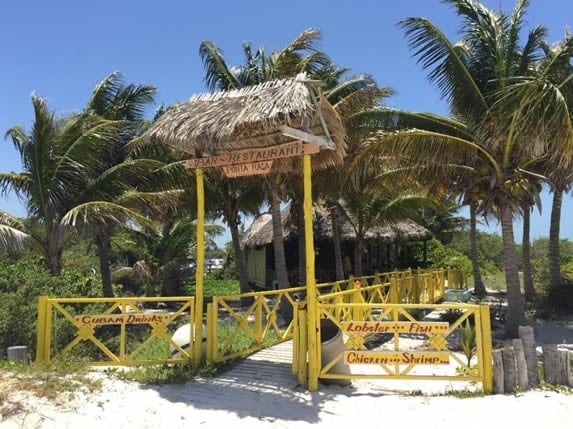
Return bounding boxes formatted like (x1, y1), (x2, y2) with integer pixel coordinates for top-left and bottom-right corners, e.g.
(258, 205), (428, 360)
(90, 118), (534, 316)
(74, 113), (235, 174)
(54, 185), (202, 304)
(210, 341), (296, 391)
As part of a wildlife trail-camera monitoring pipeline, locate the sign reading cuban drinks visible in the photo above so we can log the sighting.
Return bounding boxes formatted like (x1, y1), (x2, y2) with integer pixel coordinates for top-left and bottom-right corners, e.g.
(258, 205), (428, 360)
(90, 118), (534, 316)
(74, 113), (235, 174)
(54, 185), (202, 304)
(344, 351), (450, 365)
(343, 321), (449, 334)
(75, 313), (171, 326)
(184, 141), (321, 169)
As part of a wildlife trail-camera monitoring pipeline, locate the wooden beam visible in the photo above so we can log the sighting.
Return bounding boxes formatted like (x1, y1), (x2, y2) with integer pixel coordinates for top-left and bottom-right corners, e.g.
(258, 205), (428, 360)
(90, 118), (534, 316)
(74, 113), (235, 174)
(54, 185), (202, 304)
(280, 125), (335, 149)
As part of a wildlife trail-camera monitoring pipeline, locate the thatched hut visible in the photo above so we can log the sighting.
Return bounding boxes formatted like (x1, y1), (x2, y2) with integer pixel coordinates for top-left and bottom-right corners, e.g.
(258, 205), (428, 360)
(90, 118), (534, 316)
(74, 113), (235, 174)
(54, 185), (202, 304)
(144, 74), (346, 172)
(241, 204), (433, 289)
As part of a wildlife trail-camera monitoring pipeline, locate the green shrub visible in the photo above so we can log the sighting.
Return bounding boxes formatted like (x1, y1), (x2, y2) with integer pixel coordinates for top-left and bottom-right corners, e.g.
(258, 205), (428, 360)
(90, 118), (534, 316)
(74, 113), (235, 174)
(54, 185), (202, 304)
(0, 254), (102, 356)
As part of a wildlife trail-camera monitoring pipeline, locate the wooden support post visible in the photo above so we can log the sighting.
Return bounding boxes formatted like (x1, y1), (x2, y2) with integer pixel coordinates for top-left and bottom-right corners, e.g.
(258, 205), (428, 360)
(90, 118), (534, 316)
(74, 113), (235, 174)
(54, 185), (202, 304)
(8, 346), (28, 364)
(542, 345), (569, 386)
(512, 339), (529, 391)
(518, 325), (539, 387)
(501, 346), (516, 393)
(493, 350), (504, 394)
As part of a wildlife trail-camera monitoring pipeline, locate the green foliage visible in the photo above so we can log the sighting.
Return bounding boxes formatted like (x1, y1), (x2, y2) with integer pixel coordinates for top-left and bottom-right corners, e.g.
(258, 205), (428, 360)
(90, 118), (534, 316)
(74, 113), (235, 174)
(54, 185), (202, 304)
(459, 320), (476, 366)
(448, 231), (504, 275)
(184, 276), (240, 297)
(108, 362), (198, 385)
(0, 253), (102, 354)
(411, 238), (472, 275)
(529, 238), (573, 288)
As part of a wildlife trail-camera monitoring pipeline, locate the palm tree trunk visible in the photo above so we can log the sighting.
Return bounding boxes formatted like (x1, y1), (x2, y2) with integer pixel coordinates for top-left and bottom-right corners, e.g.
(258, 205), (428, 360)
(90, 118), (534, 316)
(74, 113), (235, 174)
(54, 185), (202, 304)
(229, 217), (249, 293)
(330, 207), (345, 281)
(353, 237), (363, 277)
(548, 188), (563, 291)
(522, 204), (535, 301)
(500, 204), (525, 338)
(95, 233), (114, 297)
(268, 179), (291, 323)
(269, 187), (289, 289)
(44, 225), (65, 276)
(469, 203), (486, 296)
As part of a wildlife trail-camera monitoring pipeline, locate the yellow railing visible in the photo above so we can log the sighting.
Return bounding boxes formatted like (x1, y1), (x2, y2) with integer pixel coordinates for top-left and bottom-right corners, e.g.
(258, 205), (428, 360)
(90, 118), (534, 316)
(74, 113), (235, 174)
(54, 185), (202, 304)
(36, 268), (467, 370)
(206, 288), (300, 363)
(36, 296), (195, 365)
(295, 301), (492, 392)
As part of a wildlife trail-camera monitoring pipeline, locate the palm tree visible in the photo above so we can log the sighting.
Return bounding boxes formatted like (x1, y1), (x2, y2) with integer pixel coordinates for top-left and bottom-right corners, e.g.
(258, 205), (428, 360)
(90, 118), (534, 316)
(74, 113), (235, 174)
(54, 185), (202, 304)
(336, 190), (439, 276)
(112, 215), (224, 296)
(204, 171), (262, 297)
(1, 96), (121, 275)
(61, 72), (189, 297)
(497, 33), (573, 295)
(316, 66), (397, 280)
(535, 37), (573, 292)
(361, 0), (554, 337)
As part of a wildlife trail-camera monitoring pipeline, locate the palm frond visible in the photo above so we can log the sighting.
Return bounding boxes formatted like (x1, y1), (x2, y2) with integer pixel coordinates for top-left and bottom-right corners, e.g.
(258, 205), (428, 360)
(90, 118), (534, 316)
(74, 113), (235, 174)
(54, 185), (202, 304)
(399, 17), (488, 116)
(0, 210), (34, 253)
(199, 41), (241, 90)
(61, 201), (154, 231)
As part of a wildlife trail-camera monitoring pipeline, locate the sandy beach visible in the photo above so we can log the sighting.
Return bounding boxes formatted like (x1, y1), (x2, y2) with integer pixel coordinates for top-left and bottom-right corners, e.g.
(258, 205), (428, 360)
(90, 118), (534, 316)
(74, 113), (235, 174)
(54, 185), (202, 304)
(2, 317), (573, 429)
(2, 368), (573, 429)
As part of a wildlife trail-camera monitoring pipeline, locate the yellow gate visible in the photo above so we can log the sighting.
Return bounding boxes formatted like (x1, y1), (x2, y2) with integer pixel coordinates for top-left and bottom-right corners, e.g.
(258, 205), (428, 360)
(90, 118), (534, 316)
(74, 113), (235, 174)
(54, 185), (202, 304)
(294, 271), (492, 392)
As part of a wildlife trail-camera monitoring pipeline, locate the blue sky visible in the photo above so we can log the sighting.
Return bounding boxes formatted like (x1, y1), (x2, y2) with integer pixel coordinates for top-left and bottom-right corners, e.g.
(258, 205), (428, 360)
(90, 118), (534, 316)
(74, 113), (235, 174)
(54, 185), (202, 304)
(1, 0), (572, 247)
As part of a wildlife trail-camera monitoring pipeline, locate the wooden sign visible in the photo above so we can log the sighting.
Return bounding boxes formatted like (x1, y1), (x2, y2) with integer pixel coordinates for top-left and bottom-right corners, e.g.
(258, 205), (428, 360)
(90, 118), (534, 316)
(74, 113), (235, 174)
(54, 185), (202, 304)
(185, 141), (321, 169)
(75, 313), (170, 326)
(343, 321), (449, 334)
(344, 351), (450, 365)
(223, 160), (273, 177)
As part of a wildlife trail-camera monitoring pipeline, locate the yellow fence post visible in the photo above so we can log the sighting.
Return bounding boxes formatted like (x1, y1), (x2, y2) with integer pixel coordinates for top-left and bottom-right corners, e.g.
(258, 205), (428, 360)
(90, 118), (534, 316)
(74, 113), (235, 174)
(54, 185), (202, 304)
(390, 276), (399, 304)
(480, 304), (493, 393)
(206, 303), (215, 363)
(352, 279), (363, 320)
(297, 307), (308, 386)
(194, 168), (205, 366)
(303, 154), (319, 391)
(429, 274), (436, 303)
(35, 296), (48, 363)
(255, 295), (263, 342)
(292, 303), (299, 375)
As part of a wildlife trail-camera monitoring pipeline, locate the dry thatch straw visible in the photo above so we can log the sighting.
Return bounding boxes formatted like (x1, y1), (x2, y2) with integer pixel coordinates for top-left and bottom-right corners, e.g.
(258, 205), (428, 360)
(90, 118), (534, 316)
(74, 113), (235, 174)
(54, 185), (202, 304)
(241, 204), (432, 249)
(143, 74), (347, 174)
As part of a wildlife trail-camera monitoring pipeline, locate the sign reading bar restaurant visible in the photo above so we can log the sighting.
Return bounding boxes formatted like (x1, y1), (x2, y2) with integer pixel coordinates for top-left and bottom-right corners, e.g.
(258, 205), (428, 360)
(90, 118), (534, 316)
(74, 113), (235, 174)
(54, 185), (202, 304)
(75, 313), (171, 327)
(343, 321), (449, 334)
(185, 141), (321, 169)
(344, 351), (450, 365)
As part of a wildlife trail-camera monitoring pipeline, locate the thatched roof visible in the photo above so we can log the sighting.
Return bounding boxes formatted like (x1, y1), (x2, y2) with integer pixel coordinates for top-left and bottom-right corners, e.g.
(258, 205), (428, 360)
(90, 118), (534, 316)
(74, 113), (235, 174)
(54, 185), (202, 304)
(143, 74), (347, 174)
(241, 204), (432, 249)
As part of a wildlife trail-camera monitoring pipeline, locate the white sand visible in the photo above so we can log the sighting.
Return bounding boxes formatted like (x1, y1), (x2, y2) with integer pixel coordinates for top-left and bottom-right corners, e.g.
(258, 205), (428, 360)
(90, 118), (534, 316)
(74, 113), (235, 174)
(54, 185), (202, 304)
(3, 318), (573, 428)
(2, 367), (573, 429)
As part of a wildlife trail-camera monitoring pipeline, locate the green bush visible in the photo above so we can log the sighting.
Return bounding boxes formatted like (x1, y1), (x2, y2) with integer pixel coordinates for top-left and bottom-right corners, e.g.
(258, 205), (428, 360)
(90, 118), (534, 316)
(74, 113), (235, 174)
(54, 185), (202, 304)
(0, 254), (102, 356)
(411, 238), (472, 276)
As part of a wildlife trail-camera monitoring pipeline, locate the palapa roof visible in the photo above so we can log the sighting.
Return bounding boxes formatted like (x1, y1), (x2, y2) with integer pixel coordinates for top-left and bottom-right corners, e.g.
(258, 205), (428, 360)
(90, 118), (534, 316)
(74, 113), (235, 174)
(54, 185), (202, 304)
(143, 74), (347, 174)
(240, 205), (432, 249)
